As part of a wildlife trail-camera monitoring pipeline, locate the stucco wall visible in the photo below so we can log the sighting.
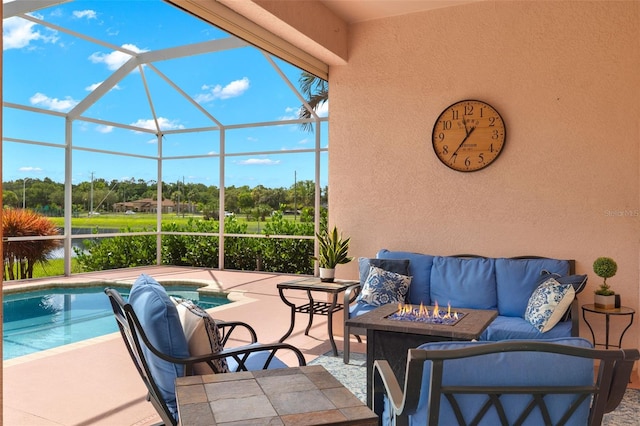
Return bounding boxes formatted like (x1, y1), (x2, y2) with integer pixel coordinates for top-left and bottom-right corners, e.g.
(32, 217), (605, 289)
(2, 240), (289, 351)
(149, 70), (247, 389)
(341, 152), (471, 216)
(329, 1), (640, 346)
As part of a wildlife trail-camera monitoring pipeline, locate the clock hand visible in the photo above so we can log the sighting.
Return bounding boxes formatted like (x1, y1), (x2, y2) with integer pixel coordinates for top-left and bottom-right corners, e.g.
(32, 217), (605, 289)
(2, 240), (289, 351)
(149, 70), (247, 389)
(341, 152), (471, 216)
(450, 125), (476, 160)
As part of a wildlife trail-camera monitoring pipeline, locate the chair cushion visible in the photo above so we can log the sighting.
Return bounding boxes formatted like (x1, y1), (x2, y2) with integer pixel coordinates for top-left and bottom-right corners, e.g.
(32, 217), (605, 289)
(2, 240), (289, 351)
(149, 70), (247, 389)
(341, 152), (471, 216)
(357, 265), (412, 306)
(128, 274), (189, 421)
(430, 257), (497, 310)
(479, 315), (572, 341)
(406, 338), (593, 426)
(349, 300), (379, 317)
(524, 278), (575, 332)
(495, 258), (570, 317)
(377, 249), (433, 305)
(172, 297), (229, 374)
(225, 343), (289, 371)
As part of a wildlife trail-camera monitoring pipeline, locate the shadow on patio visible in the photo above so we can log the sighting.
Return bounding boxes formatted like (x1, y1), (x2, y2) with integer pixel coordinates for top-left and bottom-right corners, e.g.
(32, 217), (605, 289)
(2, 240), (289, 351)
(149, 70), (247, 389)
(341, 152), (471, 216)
(3, 266), (365, 426)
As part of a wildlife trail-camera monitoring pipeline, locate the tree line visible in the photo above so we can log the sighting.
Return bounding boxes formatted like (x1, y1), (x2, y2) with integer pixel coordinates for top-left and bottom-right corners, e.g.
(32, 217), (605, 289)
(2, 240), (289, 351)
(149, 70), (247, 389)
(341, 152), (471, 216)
(2, 178), (327, 218)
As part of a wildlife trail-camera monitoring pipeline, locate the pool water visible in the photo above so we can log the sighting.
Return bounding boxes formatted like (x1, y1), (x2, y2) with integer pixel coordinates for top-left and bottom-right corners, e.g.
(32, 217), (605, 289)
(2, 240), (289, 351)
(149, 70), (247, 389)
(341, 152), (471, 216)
(3, 286), (229, 360)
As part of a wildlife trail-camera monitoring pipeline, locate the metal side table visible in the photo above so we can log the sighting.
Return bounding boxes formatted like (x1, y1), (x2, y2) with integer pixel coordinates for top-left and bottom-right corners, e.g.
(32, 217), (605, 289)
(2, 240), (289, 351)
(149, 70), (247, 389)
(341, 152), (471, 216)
(277, 277), (359, 356)
(582, 304), (635, 349)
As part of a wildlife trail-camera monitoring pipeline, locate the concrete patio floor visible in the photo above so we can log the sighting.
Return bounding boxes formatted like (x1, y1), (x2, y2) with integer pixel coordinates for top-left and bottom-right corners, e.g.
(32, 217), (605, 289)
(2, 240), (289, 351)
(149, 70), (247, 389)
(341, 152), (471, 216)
(3, 266), (638, 425)
(3, 266), (366, 426)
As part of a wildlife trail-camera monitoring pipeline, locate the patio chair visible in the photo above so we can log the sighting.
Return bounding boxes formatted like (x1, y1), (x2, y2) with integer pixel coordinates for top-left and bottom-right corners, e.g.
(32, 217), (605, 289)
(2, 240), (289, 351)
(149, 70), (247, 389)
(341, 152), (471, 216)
(105, 274), (306, 426)
(373, 338), (639, 426)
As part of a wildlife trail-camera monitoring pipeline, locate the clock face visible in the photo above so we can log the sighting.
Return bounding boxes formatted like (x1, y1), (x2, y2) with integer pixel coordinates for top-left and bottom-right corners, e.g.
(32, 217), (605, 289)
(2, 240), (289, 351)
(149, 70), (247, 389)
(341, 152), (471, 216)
(431, 100), (506, 172)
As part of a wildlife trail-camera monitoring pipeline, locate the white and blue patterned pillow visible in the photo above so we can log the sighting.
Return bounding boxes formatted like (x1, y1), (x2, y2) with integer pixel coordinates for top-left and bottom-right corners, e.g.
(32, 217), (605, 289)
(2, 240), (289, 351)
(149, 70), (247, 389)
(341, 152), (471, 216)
(357, 265), (412, 306)
(525, 278), (575, 332)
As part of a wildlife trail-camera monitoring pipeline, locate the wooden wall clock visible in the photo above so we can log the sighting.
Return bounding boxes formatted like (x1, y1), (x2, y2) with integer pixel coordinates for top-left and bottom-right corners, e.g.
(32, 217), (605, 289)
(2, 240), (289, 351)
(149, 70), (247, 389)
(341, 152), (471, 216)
(431, 99), (506, 172)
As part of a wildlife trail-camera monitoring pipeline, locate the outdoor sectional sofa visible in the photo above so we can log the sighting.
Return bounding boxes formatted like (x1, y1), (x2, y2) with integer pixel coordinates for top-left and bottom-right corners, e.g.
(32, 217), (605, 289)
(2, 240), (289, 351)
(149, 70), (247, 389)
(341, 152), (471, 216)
(344, 249), (586, 363)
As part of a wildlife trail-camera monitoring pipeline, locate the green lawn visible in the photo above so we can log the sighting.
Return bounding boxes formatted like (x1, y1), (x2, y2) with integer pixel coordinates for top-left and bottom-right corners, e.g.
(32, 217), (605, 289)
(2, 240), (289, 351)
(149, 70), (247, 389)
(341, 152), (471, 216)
(50, 213), (200, 229)
(30, 258), (83, 278)
(49, 212), (302, 234)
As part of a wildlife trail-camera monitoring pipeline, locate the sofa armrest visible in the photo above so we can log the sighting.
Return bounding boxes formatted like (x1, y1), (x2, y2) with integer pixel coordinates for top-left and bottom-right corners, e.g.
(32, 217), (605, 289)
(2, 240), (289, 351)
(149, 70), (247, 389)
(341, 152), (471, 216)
(570, 298), (580, 336)
(343, 282), (362, 320)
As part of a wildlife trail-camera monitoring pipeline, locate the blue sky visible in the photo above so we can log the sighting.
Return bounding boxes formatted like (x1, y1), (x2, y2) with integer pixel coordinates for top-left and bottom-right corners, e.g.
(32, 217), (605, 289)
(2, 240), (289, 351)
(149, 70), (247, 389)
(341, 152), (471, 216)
(2, 0), (328, 189)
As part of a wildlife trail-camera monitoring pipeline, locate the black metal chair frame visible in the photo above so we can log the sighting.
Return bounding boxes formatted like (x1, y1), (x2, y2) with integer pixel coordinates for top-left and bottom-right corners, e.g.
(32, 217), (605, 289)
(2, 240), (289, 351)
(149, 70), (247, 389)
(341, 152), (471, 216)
(105, 288), (306, 426)
(373, 340), (639, 426)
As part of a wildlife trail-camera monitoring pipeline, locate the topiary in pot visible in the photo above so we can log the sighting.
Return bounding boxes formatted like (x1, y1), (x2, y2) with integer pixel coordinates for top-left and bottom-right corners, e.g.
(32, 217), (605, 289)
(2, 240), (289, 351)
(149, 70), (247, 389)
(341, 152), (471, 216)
(593, 256), (617, 309)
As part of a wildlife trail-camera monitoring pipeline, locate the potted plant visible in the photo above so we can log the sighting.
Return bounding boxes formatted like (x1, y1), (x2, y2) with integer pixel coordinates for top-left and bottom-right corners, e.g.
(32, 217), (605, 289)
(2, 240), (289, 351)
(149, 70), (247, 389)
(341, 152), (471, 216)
(313, 225), (353, 282)
(593, 256), (618, 309)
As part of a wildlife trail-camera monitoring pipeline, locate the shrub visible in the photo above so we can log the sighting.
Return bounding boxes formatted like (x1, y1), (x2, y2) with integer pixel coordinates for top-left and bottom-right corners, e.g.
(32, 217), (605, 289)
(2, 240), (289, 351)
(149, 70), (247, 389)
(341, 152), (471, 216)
(2, 208), (61, 280)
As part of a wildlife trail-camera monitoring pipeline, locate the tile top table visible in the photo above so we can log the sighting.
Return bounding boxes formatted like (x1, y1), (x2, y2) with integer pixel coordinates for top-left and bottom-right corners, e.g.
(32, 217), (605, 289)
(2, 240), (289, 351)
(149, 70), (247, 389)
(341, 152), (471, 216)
(175, 365), (377, 425)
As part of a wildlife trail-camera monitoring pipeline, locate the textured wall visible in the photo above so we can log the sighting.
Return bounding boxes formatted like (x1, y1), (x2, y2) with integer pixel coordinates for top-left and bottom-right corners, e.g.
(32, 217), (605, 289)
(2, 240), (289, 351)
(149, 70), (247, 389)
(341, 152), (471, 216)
(329, 1), (640, 345)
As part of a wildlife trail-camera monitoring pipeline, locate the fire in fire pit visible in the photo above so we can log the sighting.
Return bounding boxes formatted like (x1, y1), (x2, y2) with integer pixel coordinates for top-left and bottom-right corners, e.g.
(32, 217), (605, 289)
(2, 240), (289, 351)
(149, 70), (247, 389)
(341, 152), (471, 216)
(387, 301), (465, 325)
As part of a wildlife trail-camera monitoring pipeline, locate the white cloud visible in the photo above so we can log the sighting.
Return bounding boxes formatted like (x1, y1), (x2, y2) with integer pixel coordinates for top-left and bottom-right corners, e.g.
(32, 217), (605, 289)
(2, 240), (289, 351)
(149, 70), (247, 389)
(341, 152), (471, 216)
(89, 43), (147, 70)
(237, 158), (280, 166)
(3, 16), (59, 50)
(85, 81), (121, 91)
(195, 77), (250, 103)
(73, 10), (97, 20)
(19, 166), (43, 172)
(280, 106), (299, 121)
(30, 92), (79, 112)
(130, 117), (184, 131)
(96, 125), (113, 134)
(315, 100), (329, 117)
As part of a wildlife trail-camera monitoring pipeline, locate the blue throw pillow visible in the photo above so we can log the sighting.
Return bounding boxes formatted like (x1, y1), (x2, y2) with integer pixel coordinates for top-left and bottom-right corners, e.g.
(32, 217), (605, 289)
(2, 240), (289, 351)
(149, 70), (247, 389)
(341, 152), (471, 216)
(357, 265), (412, 306)
(128, 274), (189, 422)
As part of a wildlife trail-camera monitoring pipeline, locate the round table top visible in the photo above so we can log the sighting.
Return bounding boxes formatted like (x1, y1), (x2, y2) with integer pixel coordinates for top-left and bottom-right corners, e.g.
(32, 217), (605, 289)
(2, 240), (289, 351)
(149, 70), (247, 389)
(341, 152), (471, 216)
(582, 304), (635, 315)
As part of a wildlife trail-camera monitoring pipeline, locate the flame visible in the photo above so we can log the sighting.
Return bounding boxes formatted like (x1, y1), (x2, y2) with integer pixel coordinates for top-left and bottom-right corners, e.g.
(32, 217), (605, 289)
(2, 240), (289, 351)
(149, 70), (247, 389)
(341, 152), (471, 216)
(395, 300), (461, 320)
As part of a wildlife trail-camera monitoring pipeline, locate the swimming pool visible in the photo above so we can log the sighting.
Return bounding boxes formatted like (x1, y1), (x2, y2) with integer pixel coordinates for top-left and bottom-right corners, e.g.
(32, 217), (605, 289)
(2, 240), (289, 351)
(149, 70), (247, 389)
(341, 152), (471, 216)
(3, 286), (230, 360)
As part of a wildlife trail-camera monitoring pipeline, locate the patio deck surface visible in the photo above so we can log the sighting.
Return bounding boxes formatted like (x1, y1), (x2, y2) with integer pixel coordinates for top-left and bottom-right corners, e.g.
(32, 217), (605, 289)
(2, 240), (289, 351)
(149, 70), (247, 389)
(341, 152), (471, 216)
(3, 266), (366, 426)
(3, 266), (637, 425)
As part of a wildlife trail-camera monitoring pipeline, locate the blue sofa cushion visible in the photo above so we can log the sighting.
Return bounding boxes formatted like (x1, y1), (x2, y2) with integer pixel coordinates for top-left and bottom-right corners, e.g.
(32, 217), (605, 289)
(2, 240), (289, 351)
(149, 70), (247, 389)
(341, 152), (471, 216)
(479, 315), (573, 341)
(495, 258), (570, 317)
(404, 337), (593, 426)
(128, 274), (189, 422)
(377, 249), (433, 305)
(430, 257), (497, 310)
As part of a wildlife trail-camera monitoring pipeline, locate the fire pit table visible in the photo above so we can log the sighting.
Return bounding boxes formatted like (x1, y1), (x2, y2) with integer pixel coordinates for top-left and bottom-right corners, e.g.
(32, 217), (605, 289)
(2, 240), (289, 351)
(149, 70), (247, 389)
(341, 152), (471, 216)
(345, 303), (498, 408)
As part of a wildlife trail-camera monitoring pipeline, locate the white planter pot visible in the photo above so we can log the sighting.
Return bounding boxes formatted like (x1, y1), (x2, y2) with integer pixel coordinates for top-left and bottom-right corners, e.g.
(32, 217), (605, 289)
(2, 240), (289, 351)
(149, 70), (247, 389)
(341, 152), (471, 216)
(594, 294), (616, 309)
(319, 267), (335, 283)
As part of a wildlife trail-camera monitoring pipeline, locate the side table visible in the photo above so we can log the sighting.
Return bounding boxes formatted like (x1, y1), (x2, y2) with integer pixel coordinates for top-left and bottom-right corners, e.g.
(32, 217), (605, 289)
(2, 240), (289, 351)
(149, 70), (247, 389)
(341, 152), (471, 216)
(278, 277), (359, 356)
(582, 304), (635, 349)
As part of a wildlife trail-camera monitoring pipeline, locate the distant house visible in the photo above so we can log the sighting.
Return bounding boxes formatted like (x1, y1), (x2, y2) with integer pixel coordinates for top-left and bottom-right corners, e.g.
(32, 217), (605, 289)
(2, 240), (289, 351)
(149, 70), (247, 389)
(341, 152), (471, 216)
(113, 198), (186, 214)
